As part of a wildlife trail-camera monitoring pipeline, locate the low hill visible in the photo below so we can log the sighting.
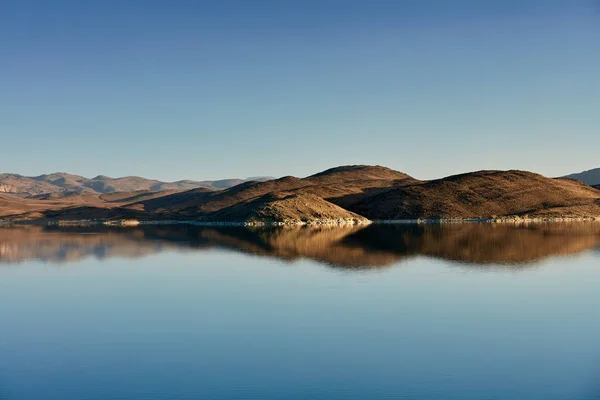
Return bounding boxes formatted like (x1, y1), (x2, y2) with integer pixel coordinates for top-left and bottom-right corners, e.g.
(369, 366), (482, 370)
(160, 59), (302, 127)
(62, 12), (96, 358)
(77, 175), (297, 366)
(563, 168), (600, 186)
(207, 192), (370, 224)
(130, 166), (413, 219)
(134, 176), (309, 217)
(351, 170), (600, 220)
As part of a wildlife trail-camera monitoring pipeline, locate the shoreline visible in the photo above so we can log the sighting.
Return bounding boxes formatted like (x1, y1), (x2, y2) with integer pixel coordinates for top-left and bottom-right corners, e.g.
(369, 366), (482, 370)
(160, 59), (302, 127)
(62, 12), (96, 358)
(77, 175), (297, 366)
(1, 216), (598, 227)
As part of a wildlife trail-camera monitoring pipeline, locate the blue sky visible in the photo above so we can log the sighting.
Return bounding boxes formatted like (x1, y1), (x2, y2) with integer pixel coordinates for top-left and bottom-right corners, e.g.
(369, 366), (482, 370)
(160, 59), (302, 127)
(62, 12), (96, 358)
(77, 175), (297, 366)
(1, 0), (599, 181)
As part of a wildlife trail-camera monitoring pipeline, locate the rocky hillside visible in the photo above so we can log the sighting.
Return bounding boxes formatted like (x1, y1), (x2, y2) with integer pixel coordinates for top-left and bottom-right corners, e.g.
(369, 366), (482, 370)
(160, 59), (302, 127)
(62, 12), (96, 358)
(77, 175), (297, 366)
(563, 168), (600, 186)
(207, 192), (369, 224)
(0, 172), (272, 196)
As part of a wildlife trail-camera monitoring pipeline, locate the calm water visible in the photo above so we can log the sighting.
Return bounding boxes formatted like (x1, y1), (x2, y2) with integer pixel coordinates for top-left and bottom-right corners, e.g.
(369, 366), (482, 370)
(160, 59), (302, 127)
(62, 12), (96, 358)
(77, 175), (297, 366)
(1, 223), (600, 400)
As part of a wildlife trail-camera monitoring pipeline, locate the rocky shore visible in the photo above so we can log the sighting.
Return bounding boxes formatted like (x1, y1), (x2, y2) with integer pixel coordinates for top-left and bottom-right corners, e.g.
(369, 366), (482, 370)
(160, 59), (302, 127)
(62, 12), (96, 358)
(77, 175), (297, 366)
(1, 216), (598, 228)
(380, 216), (599, 224)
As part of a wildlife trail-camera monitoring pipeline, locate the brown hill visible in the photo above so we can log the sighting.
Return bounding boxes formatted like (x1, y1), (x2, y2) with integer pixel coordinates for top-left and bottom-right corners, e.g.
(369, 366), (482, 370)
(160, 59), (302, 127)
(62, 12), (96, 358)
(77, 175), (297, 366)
(351, 170), (600, 220)
(132, 166), (412, 219)
(2, 166), (600, 223)
(134, 177), (309, 217)
(207, 192), (370, 224)
(305, 165), (411, 184)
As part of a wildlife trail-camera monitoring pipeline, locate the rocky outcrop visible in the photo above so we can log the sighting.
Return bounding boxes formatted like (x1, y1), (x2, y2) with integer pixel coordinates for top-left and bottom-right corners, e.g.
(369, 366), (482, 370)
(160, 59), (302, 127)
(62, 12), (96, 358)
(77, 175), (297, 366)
(0, 184), (16, 193)
(207, 192), (371, 225)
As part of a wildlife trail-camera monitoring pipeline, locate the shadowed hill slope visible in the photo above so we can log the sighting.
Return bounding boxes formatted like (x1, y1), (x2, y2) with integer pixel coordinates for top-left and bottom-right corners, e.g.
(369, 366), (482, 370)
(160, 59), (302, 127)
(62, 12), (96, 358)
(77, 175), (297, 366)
(131, 166), (413, 218)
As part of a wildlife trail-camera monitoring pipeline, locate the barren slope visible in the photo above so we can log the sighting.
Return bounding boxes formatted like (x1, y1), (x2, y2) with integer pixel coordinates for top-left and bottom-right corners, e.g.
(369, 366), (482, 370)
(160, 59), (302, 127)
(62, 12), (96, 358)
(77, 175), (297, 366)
(351, 170), (600, 220)
(305, 165), (411, 184)
(207, 192), (370, 224)
(132, 165), (412, 218)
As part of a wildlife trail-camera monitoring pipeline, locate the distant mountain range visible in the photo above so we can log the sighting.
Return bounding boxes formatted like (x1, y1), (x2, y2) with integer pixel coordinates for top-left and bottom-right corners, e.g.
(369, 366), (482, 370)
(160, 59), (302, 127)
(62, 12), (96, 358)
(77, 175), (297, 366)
(0, 172), (273, 196)
(1, 165), (599, 223)
(563, 168), (600, 186)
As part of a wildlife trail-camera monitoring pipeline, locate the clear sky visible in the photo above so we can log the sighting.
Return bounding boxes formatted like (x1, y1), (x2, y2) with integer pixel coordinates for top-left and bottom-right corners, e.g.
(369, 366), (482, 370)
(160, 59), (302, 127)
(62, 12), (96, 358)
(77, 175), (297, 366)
(1, 0), (599, 181)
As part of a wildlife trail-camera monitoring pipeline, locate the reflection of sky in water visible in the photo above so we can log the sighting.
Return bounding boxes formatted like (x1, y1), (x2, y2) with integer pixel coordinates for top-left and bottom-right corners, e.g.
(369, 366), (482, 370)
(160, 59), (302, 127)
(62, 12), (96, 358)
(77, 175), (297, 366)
(0, 235), (600, 399)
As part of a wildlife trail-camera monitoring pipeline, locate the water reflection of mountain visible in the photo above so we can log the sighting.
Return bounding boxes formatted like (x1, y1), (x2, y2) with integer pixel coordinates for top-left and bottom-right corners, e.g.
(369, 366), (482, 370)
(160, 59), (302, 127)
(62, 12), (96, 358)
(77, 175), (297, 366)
(1, 223), (599, 269)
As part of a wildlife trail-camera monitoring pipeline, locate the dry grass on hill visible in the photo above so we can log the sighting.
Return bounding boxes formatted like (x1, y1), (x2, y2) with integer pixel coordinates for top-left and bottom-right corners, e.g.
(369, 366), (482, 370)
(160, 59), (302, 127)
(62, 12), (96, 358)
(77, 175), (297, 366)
(207, 192), (369, 224)
(351, 170), (600, 220)
(2, 166), (600, 223)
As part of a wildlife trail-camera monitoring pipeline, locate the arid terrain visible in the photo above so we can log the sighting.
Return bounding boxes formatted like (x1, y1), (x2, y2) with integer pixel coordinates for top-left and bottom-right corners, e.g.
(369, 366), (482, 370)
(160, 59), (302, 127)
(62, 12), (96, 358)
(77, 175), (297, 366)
(1, 165), (600, 224)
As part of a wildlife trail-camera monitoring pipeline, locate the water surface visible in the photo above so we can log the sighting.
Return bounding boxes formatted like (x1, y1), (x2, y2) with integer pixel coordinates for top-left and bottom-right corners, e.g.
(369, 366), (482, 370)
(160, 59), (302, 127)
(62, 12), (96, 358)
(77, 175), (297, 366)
(1, 223), (600, 399)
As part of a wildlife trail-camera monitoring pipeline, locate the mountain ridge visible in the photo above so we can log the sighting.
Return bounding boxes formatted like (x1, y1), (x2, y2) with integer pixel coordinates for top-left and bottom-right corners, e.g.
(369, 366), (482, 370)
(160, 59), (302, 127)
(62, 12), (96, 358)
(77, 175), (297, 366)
(1, 165), (599, 224)
(562, 168), (600, 186)
(0, 172), (274, 196)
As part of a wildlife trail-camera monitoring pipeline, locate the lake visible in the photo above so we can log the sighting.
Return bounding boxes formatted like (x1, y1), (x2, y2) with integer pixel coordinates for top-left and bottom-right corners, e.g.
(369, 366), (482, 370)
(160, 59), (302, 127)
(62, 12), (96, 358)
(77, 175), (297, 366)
(1, 223), (600, 400)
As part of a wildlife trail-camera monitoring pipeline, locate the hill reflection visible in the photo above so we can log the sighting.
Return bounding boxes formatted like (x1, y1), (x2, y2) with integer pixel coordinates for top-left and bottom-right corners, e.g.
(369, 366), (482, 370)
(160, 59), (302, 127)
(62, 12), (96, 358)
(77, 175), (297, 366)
(1, 223), (599, 268)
